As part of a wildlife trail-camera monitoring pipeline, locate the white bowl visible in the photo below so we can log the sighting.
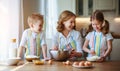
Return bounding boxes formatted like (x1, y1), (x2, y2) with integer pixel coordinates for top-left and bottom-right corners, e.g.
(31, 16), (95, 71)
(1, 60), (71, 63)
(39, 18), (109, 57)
(49, 49), (70, 61)
(86, 56), (100, 61)
(5, 57), (21, 65)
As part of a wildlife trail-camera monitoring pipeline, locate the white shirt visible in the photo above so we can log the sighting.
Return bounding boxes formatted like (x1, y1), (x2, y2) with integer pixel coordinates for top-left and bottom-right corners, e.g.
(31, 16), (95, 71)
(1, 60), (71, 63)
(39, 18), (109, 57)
(19, 28), (46, 48)
(86, 31), (113, 57)
(52, 30), (83, 53)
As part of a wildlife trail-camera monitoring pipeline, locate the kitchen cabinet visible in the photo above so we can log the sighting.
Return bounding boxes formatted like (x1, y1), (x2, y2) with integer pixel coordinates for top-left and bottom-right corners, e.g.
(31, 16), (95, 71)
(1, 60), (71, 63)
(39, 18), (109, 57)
(93, 0), (116, 10)
(117, 0), (120, 16)
(76, 0), (117, 16)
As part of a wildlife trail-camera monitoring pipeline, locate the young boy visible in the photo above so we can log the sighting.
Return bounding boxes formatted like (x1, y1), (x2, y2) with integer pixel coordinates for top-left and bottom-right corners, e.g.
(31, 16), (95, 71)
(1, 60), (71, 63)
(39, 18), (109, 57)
(18, 13), (49, 60)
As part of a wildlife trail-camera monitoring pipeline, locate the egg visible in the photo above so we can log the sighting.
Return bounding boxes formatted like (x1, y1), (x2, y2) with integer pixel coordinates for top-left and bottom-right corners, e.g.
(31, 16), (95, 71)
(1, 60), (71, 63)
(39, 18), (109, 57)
(79, 61), (85, 66)
(84, 61), (89, 66)
(86, 61), (92, 66)
(65, 60), (70, 65)
(48, 60), (52, 65)
(73, 62), (79, 65)
(62, 62), (66, 65)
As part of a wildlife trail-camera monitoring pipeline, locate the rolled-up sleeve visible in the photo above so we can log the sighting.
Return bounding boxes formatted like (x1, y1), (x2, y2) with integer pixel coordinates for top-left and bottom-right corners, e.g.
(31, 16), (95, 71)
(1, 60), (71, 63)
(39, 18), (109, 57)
(19, 30), (27, 47)
(40, 32), (46, 46)
(75, 31), (83, 53)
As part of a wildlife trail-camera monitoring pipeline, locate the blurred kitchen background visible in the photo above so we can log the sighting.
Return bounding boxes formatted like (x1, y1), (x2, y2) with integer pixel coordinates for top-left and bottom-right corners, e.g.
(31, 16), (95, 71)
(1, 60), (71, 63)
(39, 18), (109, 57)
(0, 0), (120, 61)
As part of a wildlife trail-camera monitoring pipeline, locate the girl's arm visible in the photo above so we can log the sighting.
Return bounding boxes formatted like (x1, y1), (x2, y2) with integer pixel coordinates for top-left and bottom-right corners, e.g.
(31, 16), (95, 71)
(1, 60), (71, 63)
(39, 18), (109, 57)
(83, 40), (90, 53)
(97, 40), (112, 62)
(83, 39), (95, 55)
(103, 40), (112, 58)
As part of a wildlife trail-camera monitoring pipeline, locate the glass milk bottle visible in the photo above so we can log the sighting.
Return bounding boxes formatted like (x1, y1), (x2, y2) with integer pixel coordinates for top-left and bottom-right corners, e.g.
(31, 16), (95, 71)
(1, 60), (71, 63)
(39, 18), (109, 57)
(9, 38), (17, 58)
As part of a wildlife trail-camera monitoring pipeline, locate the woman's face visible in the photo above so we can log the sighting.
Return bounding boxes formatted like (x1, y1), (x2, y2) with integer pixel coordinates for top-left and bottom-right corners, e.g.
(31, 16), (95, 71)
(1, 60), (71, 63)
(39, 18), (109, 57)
(63, 16), (75, 31)
(92, 19), (102, 32)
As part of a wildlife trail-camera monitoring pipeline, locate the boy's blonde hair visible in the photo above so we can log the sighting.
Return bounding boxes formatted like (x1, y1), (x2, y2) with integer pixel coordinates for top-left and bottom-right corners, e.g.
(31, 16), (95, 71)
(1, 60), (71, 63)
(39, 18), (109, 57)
(27, 13), (43, 25)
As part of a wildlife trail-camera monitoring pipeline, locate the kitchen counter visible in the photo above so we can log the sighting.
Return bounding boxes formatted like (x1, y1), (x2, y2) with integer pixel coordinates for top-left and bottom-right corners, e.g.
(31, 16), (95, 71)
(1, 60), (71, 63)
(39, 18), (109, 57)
(1, 61), (120, 71)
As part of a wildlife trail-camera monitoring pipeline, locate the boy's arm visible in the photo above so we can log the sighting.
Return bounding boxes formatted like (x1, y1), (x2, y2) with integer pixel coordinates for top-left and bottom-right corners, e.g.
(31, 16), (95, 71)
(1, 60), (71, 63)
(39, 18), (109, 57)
(42, 44), (47, 59)
(17, 46), (24, 58)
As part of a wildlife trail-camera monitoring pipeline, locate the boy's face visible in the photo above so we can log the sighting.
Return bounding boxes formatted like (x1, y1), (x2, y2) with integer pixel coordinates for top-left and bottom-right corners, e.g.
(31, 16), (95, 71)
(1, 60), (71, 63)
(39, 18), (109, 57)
(31, 20), (43, 33)
(63, 16), (75, 31)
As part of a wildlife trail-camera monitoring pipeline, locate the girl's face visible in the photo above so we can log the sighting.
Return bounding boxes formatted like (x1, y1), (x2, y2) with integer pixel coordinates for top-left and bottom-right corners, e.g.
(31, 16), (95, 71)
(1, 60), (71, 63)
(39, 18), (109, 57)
(63, 16), (75, 31)
(32, 20), (43, 33)
(92, 19), (102, 32)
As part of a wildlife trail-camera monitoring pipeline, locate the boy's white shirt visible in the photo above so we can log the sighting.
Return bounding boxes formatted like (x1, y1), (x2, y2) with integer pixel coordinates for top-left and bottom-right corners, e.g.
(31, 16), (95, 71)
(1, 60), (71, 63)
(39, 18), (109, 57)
(52, 30), (83, 53)
(19, 28), (46, 48)
(86, 31), (113, 57)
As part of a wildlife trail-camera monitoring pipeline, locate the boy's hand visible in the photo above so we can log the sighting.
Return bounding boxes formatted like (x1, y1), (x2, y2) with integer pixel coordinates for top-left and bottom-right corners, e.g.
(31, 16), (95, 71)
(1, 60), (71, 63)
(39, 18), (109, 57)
(44, 57), (51, 61)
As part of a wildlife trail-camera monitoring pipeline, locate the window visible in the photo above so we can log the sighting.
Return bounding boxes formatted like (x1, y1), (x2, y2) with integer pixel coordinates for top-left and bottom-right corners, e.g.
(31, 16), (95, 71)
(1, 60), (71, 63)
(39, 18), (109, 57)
(45, 0), (58, 39)
(0, 0), (23, 61)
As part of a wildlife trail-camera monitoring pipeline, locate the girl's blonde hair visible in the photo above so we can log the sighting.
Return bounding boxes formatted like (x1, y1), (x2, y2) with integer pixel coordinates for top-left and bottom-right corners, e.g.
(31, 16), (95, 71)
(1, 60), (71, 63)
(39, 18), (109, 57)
(57, 10), (76, 32)
(27, 13), (43, 25)
(87, 10), (109, 35)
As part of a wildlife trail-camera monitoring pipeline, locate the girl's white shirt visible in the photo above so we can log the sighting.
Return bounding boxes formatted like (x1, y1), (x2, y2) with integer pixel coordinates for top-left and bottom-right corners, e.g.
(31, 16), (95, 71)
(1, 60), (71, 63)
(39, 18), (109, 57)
(86, 31), (113, 57)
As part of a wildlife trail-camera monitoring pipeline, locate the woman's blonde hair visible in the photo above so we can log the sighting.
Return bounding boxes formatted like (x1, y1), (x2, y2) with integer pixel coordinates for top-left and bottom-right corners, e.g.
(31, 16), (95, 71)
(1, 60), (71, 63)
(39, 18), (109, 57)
(27, 13), (43, 25)
(57, 10), (76, 32)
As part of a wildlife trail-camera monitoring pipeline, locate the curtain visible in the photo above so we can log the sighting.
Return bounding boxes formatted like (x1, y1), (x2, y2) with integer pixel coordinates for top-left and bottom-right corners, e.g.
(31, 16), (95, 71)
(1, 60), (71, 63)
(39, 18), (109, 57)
(45, 0), (58, 39)
(0, 0), (23, 61)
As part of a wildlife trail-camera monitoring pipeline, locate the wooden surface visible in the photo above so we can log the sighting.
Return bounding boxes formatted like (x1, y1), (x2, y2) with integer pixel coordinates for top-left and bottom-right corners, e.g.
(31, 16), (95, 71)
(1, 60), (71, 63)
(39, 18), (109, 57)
(1, 61), (120, 71)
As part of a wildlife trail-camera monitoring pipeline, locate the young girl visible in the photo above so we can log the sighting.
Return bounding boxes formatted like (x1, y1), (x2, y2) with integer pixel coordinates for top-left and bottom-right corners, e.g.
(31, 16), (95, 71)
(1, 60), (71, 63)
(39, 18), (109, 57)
(83, 10), (113, 62)
(52, 10), (83, 60)
(18, 13), (49, 60)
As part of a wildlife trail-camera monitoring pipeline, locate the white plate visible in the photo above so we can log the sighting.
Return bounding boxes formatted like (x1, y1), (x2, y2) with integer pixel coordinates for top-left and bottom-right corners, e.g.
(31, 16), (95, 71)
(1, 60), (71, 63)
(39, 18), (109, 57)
(72, 64), (94, 69)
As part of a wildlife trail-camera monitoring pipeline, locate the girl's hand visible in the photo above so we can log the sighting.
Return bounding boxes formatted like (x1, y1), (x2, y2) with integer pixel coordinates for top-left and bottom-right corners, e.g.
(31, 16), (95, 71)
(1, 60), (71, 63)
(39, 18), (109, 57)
(89, 50), (96, 56)
(97, 56), (105, 62)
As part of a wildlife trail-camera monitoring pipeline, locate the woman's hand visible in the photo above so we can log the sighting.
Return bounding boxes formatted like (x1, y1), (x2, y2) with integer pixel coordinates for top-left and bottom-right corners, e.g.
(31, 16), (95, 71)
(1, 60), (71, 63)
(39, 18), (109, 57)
(70, 51), (76, 58)
(52, 47), (58, 50)
(70, 50), (82, 58)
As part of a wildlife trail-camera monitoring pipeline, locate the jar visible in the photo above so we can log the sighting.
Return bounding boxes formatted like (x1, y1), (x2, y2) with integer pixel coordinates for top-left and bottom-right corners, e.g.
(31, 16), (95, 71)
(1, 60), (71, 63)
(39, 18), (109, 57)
(9, 38), (17, 58)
